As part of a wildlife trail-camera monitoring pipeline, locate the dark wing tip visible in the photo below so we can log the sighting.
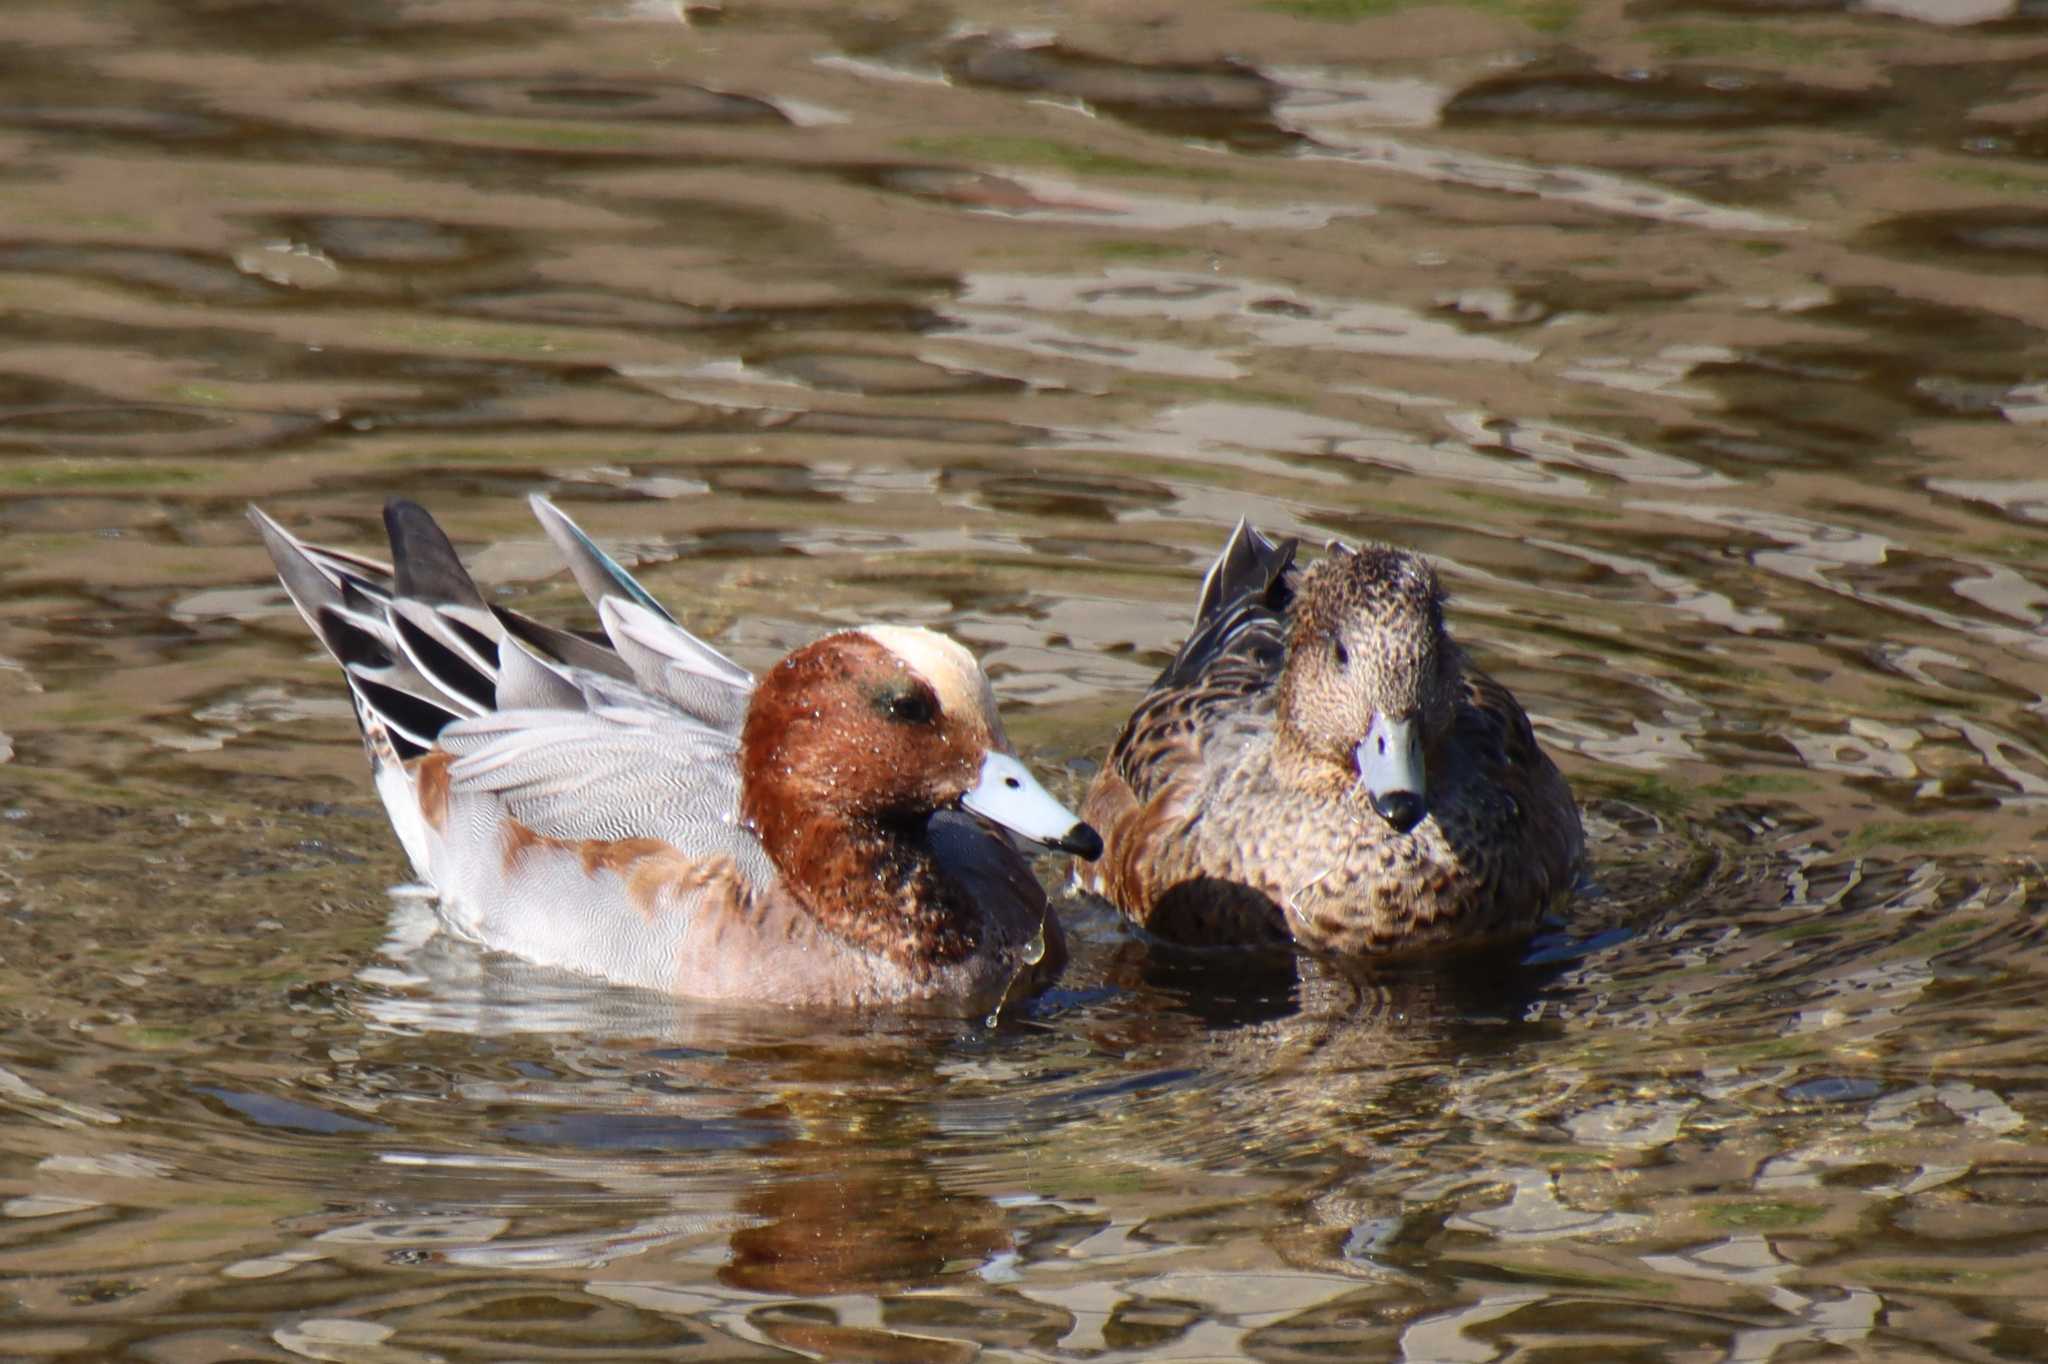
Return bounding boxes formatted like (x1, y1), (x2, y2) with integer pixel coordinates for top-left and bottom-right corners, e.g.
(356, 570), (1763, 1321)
(1196, 520), (1295, 626)
(383, 499), (487, 609)
(1151, 522), (1298, 695)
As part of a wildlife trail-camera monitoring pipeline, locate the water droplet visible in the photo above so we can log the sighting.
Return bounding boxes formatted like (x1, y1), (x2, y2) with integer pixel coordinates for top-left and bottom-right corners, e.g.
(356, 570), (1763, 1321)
(1021, 923), (1046, 966)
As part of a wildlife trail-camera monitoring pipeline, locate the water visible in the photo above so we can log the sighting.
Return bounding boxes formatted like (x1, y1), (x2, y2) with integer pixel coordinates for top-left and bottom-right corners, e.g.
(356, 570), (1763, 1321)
(3, 0), (2048, 1357)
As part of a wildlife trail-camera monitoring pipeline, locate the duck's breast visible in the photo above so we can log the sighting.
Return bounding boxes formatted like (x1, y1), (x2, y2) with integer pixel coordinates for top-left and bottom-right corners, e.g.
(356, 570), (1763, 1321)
(928, 810), (1066, 995)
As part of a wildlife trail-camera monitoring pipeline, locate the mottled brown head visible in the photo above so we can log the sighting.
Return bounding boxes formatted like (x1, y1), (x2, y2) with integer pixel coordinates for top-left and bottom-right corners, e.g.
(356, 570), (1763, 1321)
(1276, 544), (1460, 828)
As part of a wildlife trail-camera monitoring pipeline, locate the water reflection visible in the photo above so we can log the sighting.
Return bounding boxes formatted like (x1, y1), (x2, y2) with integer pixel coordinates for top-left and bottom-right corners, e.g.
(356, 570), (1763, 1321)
(25, 821), (1991, 1361)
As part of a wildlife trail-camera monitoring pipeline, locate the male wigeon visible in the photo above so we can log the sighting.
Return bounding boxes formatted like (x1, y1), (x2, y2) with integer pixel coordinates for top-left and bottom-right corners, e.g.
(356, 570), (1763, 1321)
(1076, 522), (1581, 957)
(252, 496), (1102, 1015)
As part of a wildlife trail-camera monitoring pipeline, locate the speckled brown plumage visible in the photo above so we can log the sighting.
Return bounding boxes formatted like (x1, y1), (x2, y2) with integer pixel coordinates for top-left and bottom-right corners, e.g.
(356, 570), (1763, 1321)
(1077, 522), (1582, 957)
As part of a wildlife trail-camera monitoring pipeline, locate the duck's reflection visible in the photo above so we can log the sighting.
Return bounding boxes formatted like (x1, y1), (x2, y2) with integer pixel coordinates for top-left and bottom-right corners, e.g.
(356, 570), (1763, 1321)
(362, 904), (1027, 1300)
(724, 1135), (1010, 1300)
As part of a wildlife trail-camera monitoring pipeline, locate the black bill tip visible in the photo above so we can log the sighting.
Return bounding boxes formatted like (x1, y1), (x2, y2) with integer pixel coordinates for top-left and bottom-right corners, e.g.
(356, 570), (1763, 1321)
(1055, 821), (1105, 862)
(1370, 789), (1425, 834)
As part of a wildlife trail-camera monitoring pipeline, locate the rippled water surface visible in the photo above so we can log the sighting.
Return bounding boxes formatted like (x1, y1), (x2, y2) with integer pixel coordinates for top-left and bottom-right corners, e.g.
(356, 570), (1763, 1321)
(4, 0), (2048, 1357)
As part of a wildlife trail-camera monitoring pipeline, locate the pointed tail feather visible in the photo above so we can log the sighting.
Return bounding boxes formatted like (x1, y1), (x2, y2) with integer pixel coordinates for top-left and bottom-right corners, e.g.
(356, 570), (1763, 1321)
(1194, 518), (1294, 626)
(492, 607), (635, 683)
(495, 635), (588, 712)
(528, 493), (677, 623)
(385, 498), (491, 609)
(255, 496), (755, 770)
(1154, 522), (1299, 694)
(252, 504), (471, 761)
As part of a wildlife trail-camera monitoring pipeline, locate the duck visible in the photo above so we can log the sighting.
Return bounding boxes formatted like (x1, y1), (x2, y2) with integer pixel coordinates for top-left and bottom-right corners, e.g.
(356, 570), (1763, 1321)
(1075, 521), (1581, 958)
(251, 496), (1102, 1016)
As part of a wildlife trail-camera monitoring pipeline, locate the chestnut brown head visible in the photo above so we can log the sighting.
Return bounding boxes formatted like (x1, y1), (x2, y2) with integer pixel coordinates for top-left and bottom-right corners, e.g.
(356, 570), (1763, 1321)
(739, 626), (1100, 863)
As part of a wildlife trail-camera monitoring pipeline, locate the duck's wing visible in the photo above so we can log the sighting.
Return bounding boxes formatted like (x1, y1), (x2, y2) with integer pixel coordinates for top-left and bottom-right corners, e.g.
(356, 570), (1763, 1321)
(256, 500), (795, 991)
(596, 597), (753, 730)
(434, 703), (766, 869)
(257, 495), (761, 727)
(1193, 518), (1292, 629)
(1106, 522), (1298, 801)
(1452, 666), (1544, 777)
(1076, 523), (1299, 917)
(416, 702), (787, 995)
(1451, 662), (1586, 886)
(255, 502), (585, 754)
(253, 498), (764, 866)
(1163, 519), (1297, 693)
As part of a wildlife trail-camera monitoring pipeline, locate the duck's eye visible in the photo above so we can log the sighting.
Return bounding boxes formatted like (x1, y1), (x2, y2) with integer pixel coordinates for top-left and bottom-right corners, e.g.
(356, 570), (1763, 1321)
(884, 689), (938, 726)
(1332, 640), (1350, 669)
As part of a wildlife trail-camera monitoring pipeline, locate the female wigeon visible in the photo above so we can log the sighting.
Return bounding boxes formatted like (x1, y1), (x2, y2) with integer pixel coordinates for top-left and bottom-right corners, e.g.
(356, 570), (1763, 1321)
(1076, 522), (1581, 957)
(252, 496), (1101, 1015)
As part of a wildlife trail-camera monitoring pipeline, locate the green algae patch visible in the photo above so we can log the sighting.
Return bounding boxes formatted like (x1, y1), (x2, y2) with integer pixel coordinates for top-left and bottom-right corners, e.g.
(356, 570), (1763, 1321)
(1705, 1199), (1824, 1230)
(1260, 0), (1409, 19)
(1718, 1035), (1818, 1063)
(1701, 772), (1816, 800)
(1094, 240), (1196, 260)
(1843, 820), (1977, 853)
(1450, 489), (1623, 522)
(1936, 167), (2048, 199)
(459, 120), (659, 152)
(1982, 535), (2048, 563)
(1900, 915), (1988, 956)
(1149, 378), (1308, 409)
(380, 321), (581, 356)
(1494, 1261), (1659, 1291)
(1590, 772), (1692, 813)
(114, 1025), (196, 1052)
(1768, 917), (1841, 942)
(1870, 1263), (1995, 1286)
(0, 461), (203, 491)
(1645, 24), (1845, 62)
(1262, 0), (1577, 31)
(375, 442), (652, 467)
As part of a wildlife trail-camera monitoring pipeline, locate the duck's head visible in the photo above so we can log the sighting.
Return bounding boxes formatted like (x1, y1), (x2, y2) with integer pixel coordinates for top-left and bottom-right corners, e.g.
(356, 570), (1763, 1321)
(740, 624), (1102, 862)
(1277, 543), (1458, 833)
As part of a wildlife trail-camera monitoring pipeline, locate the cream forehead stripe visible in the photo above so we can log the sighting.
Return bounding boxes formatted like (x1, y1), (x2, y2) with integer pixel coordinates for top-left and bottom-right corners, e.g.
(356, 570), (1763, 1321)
(856, 624), (1010, 750)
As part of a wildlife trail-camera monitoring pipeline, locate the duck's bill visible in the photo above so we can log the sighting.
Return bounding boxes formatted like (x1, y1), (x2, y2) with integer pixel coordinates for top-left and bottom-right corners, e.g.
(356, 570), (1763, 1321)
(962, 751), (1104, 861)
(1357, 712), (1427, 834)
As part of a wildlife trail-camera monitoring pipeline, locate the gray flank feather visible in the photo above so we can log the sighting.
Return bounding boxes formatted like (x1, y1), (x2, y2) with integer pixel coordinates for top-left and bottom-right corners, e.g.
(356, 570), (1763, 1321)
(598, 597), (753, 728)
